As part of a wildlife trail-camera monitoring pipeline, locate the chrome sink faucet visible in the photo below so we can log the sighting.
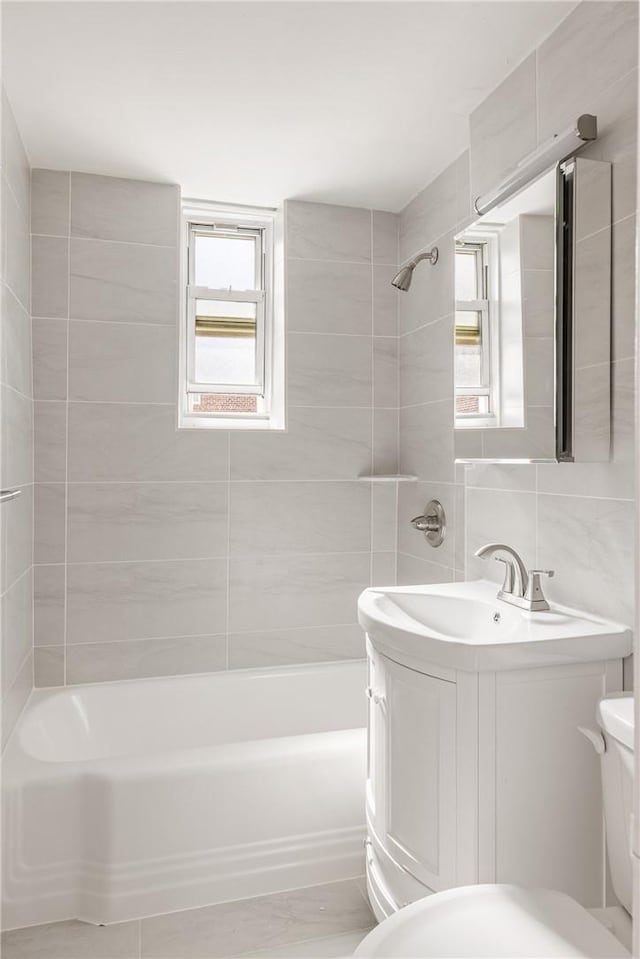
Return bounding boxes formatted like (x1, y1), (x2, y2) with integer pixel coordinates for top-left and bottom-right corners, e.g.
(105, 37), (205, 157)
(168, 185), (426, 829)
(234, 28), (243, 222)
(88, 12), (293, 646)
(475, 543), (554, 612)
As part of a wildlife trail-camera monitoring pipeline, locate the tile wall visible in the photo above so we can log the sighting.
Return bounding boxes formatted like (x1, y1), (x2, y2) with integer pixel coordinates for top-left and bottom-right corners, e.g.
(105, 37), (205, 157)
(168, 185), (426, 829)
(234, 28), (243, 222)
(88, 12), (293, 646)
(30, 176), (400, 684)
(1, 90), (33, 743)
(396, 0), (638, 632)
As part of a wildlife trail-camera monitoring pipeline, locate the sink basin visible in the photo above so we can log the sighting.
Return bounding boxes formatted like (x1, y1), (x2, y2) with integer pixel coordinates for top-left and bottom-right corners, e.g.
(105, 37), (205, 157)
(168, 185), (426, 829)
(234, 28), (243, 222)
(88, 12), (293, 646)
(358, 579), (632, 672)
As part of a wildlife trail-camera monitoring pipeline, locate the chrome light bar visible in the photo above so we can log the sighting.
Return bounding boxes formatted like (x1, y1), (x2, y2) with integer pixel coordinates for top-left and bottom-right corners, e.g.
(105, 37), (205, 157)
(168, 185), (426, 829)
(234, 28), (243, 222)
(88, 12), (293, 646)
(473, 114), (597, 217)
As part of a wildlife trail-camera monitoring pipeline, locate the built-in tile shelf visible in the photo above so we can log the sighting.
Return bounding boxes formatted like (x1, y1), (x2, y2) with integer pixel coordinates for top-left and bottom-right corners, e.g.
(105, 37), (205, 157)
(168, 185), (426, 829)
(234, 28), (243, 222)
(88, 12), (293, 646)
(357, 475), (418, 483)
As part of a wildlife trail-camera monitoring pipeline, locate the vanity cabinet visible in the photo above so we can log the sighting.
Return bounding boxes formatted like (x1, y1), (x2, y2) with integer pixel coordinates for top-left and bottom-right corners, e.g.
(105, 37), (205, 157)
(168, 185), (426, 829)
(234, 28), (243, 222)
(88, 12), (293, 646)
(364, 636), (623, 921)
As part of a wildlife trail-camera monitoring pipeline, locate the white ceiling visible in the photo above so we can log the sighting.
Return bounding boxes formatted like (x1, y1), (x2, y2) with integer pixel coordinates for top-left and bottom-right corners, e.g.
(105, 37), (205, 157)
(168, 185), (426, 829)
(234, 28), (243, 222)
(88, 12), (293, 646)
(3, 1), (576, 212)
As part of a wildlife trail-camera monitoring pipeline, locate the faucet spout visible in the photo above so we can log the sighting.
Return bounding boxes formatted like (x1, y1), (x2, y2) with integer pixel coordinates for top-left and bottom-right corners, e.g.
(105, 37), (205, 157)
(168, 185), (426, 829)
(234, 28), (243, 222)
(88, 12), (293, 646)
(474, 543), (528, 598)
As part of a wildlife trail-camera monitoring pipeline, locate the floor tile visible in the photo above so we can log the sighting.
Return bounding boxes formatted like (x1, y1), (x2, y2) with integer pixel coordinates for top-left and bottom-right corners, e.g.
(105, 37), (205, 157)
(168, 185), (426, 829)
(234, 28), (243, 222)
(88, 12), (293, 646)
(236, 927), (375, 958)
(141, 880), (375, 959)
(1, 919), (140, 959)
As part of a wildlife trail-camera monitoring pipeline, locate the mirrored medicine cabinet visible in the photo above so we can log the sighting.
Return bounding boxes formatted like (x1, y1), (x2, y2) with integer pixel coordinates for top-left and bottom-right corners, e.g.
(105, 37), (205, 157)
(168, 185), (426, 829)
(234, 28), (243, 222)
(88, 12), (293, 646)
(454, 153), (611, 464)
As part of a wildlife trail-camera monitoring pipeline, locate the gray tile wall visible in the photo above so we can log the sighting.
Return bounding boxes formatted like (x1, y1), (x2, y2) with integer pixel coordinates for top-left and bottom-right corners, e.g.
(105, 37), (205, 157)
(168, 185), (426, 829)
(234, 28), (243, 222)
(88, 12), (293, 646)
(31, 179), (399, 684)
(396, 1), (638, 631)
(1, 90), (33, 744)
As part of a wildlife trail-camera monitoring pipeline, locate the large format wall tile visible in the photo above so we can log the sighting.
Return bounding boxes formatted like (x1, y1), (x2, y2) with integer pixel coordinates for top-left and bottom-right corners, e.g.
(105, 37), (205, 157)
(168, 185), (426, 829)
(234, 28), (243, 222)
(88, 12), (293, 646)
(229, 552), (370, 633)
(34, 401), (66, 483)
(287, 258), (372, 335)
(34, 645), (64, 687)
(373, 265), (399, 336)
(399, 400), (454, 483)
(399, 162), (458, 263)
(4, 179), (30, 309)
(1, 480), (32, 592)
(465, 487), (537, 584)
(70, 238), (177, 324)
(231, 406), (372, 481)
(31, 169), (70, 236)
(4, 287), (32, 397)
(2, 89), (30, 220)
(67, 482), (228, 562)
(286, 201), (371, 262)
(230, 481), (370, 556)
(32, 318), (67, 401)
(537, 493), (634, 625)
(34, 564), (65, 647)
(3, 387), (33, 488)
(66, 558), (228, 644)
(34, 483), (66, 564)
(287, 332), (372, 407)
(400, 316), (452, 407)
(2, 569), (33, 685)
(68, 320), (177, 403)
(469, 53), (537, 201)
(31, 236), (68, 317)
(373, 211), (399, 265)
(67, 403), (229, 482)
(2, 92), (33, 739)
(228, 624), (364, 669)
(537, 1), (638, 144)
(71, 173), (178, 246)
(66, 634), (227, 684)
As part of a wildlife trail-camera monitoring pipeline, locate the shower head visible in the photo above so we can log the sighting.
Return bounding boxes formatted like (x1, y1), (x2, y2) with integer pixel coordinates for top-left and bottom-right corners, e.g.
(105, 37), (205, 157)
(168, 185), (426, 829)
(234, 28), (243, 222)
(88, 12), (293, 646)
(391, 246), (439, 292)
(391, 264), (414, 291)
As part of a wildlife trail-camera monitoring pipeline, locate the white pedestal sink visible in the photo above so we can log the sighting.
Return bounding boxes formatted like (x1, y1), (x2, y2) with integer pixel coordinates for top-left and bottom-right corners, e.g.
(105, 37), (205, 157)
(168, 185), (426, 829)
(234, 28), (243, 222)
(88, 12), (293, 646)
(357, 579), (632, 922)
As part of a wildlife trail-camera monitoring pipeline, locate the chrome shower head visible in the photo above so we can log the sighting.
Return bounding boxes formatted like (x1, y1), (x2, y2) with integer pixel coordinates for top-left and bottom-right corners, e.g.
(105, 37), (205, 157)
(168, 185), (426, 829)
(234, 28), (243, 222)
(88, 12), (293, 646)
(391, 264), (414, 291)
(391, 246), (439, 292)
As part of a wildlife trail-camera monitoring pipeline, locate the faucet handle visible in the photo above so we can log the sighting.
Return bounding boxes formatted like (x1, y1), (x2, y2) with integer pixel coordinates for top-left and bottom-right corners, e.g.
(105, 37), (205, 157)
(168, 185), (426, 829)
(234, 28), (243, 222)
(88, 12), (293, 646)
(524, 569), (555, 610)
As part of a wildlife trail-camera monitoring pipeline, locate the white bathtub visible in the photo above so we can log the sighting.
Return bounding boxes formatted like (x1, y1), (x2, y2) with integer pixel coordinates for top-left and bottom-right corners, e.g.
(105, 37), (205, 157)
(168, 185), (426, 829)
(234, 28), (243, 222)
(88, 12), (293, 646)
(2, 661), (367, 929)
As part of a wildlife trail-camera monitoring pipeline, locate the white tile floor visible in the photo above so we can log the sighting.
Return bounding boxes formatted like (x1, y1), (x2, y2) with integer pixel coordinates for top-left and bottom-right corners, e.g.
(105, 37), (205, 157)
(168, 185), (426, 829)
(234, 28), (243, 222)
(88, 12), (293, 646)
(1, 878), (376, 959)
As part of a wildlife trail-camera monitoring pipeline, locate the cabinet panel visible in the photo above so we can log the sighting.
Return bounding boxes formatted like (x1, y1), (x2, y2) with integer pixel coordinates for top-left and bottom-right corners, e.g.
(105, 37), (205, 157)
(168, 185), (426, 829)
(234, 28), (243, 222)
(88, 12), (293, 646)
(366, 645), (387, 840)
(383, 655), (457, 891)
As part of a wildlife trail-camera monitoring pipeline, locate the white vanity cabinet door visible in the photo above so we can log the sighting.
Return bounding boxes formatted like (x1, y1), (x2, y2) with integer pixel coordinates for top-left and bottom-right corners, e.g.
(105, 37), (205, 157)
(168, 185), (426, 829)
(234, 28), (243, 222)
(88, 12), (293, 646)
(379, 653), (457, 892)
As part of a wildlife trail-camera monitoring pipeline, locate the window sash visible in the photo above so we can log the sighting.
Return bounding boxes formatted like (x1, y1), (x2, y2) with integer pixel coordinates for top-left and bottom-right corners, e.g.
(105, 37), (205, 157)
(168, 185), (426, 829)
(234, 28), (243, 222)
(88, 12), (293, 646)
(455, 298), (491, 390)
(186, 225), (266, 397)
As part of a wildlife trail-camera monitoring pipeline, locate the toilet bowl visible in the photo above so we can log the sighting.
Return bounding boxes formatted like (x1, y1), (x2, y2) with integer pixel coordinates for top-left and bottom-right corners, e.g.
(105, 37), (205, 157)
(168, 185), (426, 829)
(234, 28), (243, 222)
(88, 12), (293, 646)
(354, 695), (634, 958)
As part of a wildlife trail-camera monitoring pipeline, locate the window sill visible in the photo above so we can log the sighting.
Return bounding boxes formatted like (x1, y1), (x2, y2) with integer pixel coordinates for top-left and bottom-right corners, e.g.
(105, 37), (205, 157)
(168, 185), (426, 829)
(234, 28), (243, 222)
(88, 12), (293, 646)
(178, 411), (286, 431)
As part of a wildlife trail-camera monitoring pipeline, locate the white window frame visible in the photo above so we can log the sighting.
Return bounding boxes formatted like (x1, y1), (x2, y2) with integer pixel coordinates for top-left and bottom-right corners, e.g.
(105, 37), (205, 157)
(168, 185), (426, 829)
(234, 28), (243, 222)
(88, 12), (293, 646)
(179, 200), (284, 431)
(454, 233), (500, 428)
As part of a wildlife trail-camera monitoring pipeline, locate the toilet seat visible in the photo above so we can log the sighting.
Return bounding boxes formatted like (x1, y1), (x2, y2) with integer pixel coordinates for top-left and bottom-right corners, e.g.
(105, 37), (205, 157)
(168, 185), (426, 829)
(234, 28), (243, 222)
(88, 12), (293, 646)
(353, 884), (630, 958)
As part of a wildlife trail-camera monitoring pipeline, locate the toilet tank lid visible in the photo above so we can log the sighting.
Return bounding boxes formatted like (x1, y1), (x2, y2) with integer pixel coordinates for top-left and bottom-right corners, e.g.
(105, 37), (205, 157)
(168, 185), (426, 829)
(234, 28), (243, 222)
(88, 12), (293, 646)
(598, 696), (634, 750)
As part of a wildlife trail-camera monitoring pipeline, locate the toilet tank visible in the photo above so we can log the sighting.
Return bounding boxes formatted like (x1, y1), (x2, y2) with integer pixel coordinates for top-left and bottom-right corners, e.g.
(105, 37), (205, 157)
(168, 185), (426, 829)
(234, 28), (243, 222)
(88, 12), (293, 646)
(597, 696), (634, 914)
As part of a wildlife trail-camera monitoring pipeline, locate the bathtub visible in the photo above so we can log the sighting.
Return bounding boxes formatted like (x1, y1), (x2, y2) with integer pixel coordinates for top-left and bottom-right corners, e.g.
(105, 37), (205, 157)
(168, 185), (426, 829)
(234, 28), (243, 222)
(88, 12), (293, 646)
(2, 661), (367, 929)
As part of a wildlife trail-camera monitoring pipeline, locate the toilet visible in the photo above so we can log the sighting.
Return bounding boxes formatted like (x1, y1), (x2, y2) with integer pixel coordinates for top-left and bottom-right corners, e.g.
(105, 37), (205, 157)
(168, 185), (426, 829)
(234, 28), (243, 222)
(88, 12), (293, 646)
(354, 695), (634, 958)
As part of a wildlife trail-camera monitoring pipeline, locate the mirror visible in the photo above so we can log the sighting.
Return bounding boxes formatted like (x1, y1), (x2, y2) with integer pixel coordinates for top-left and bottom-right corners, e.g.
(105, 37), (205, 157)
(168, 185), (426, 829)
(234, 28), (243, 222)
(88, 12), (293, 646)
(454, 157), (611, 463)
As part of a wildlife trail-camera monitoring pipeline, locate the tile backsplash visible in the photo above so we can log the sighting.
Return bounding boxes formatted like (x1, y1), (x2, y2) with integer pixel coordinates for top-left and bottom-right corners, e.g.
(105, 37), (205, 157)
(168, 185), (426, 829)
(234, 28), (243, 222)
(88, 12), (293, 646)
(30, 174), (399, 684)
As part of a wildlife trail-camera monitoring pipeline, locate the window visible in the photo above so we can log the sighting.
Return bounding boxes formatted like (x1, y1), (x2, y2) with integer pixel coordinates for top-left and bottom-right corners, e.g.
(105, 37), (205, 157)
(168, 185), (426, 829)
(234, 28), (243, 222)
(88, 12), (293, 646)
(454, 239), (494, 421)
(179, 202), (284, 430)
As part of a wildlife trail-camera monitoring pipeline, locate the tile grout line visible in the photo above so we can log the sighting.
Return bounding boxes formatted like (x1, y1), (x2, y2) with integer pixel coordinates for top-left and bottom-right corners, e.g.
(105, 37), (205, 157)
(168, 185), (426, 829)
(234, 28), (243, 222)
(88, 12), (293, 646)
(63, 173), (71, 686)
(369, 210), (375, 587)
(226, 431), (231, 670)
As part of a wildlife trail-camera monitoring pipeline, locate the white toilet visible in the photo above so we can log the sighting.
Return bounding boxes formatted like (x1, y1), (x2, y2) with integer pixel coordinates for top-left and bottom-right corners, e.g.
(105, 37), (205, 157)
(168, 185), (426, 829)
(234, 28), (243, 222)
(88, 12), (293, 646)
(354, 695), (634, 958)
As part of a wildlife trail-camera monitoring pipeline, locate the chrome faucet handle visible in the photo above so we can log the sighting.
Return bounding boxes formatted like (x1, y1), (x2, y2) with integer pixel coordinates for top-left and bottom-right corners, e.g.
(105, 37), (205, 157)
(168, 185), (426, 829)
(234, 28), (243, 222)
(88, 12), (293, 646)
(410, 500), (446, 548)
(523, 569), (555, 611)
